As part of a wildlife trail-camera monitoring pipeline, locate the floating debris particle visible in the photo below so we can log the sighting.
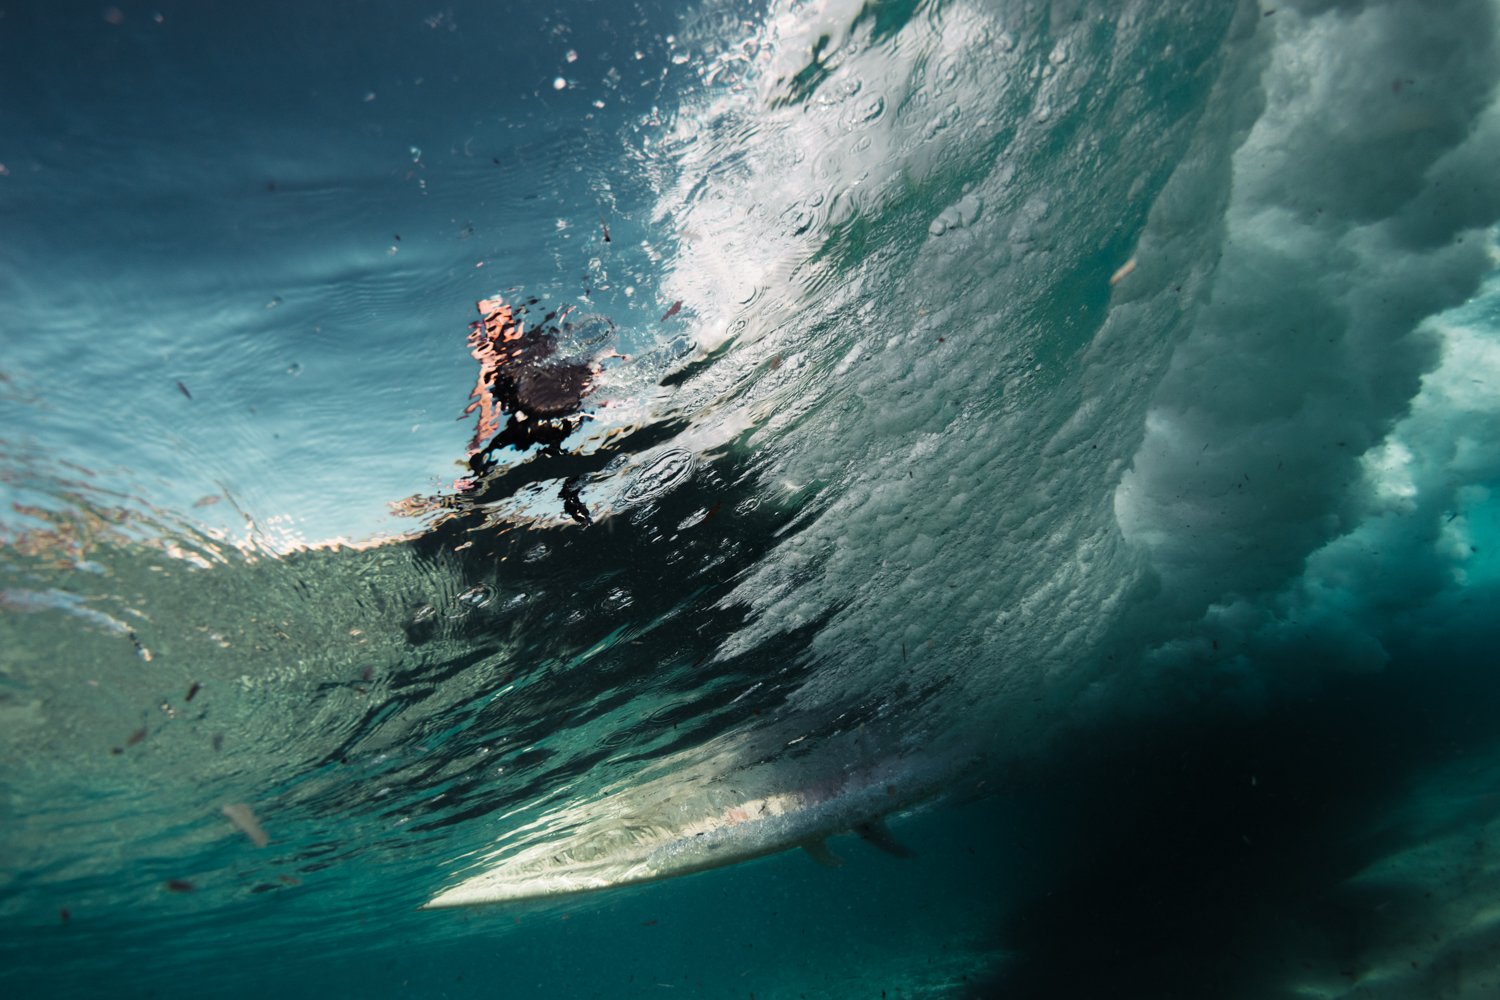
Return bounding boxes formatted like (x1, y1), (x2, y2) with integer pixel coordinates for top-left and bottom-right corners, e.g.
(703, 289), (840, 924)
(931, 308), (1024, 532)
(176, 380), (193, 400)
(222, 803), (269, 847)
(1109, 257), (1137, 286)
(163, 879), (195, 893)
(660, 300), (683, 323)
(128, 630), (152, 661)
(185, 682), (201, 702)
(125, 727), (147, 747)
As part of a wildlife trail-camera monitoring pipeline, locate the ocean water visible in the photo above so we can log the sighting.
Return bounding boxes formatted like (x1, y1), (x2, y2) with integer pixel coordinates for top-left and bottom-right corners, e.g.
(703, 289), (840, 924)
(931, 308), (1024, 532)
(3, 0), (1499, 997)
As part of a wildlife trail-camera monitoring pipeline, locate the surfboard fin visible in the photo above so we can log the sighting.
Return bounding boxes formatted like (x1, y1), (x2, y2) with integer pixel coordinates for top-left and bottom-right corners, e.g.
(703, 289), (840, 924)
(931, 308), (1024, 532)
(800, 838), (844, 868)
(855, 819), (916, 859)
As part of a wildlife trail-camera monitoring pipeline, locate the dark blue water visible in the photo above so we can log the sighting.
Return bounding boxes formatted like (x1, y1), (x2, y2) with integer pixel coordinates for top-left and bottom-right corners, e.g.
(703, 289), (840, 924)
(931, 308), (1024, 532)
(4, 1), (1500, 997)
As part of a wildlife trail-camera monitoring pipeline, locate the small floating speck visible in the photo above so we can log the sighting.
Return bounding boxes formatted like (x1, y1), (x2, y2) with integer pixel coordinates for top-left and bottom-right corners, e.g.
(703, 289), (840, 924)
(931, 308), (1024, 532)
(222, 802), (269, 848)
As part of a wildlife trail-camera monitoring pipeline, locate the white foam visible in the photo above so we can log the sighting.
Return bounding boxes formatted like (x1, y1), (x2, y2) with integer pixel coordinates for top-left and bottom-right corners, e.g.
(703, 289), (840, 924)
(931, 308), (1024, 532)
(648, 0), (1500, 744)
(1117, 0), (1500, 689)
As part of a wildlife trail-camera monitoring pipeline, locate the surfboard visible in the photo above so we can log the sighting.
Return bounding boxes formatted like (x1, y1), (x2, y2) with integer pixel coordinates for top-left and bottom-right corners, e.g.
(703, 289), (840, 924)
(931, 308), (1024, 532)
(422, 754), (945, 908)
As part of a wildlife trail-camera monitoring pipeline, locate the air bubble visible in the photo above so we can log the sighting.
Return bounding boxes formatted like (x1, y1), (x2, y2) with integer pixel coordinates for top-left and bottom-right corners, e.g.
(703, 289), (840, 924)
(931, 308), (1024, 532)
(782, 202), (818, 237)
(928, 195), (983, 236)
(622, 448), (694, 503)
(559, 313), (615, 349)
(840, 93), (885, 129)
(457, 585), (493, 609)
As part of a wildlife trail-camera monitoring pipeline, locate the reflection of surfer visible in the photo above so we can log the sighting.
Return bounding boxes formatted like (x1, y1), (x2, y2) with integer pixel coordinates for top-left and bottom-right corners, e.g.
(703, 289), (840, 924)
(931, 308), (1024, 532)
(462, 296), (605, 523)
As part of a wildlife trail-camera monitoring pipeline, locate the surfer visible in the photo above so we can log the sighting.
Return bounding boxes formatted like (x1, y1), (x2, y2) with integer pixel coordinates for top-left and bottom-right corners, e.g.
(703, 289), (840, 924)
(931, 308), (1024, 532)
(464, 296), (599, 468)
(395, 288), (683, 547)
(461, 296), (605, 524)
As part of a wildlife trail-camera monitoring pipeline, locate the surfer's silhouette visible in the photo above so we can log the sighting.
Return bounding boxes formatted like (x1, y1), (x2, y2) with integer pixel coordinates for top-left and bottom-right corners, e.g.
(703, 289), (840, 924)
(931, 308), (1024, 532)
(461, 296), (602, 524)
(465, 298), (596, 465)
(397, 290), (695, 540)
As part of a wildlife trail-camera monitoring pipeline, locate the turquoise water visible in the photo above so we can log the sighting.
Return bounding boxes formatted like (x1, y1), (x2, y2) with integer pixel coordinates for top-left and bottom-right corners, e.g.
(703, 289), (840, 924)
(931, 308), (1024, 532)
(3, 1), (1500, 997)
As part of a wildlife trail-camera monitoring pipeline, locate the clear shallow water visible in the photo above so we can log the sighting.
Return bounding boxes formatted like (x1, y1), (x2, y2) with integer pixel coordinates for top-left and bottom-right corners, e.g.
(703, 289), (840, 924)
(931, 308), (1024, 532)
(3, 1), (1500, 997)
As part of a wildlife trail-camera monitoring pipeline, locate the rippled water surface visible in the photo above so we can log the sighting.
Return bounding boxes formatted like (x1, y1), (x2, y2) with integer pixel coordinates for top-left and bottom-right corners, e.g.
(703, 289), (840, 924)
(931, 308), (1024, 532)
(5, 1), (1500, 998)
